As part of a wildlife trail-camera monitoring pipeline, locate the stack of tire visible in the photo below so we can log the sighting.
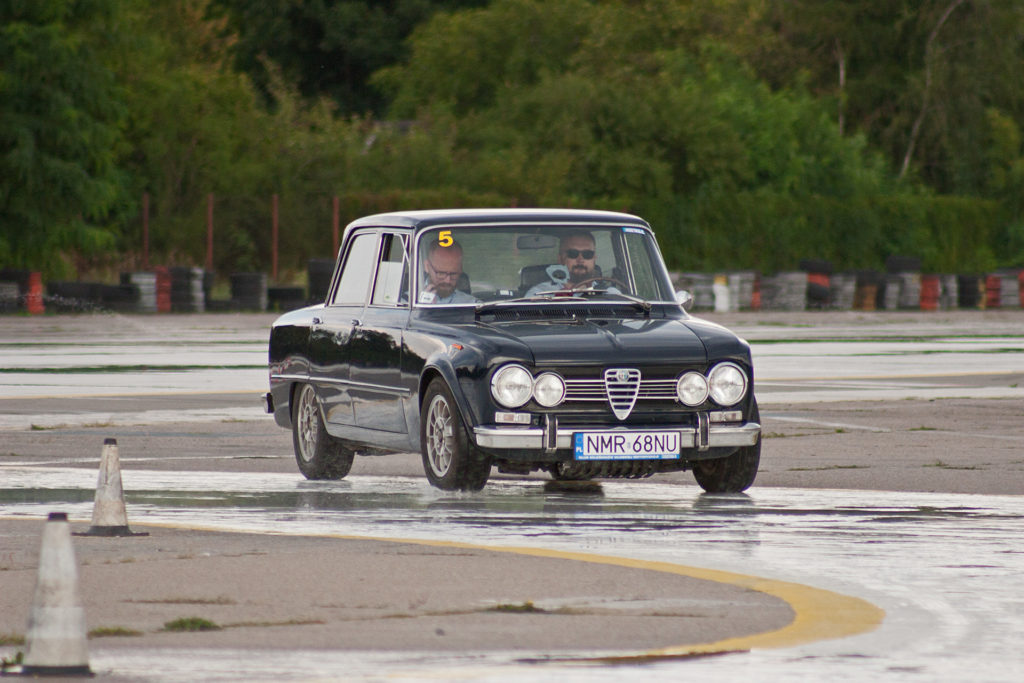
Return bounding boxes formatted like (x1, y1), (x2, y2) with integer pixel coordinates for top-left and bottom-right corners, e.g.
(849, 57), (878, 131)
(799, 260), (832, 309)
(726, 271), (757, 310)
(170, 267), (205, 312)
(98, 283), (140, 312)
(879, 256), (921, 310)
(307, 258), (335, 304)
(986, 271), (1021, 309)
(231, 272), (268, 311)
(46, 282), (101, 312)
(670, 272), (715, 310)
(267, 286), (307, 312)
(852, 271), (880, 310)
(759, 272), (808, 310)
(121, 272), (158, 313)
(0, 280), (19, 313)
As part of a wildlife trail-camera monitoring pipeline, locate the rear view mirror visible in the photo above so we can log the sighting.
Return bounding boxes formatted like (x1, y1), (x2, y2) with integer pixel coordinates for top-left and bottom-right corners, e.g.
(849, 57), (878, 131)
(516, 234), (558, 250)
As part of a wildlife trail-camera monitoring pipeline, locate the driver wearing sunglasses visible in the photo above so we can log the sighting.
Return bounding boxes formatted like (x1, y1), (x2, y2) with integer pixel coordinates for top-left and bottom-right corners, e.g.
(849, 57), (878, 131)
(526, 231), (619, 296)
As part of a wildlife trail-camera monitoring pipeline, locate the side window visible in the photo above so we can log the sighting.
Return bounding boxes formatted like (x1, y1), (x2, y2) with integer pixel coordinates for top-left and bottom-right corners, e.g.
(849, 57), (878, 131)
(332, 232), (378, 305)
(371, 233), (409, 306)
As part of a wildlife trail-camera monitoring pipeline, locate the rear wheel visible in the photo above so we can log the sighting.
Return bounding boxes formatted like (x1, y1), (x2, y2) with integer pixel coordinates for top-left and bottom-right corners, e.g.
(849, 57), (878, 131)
(692, 400), (761, 493)
(292, 383), (355, 480)
(420, 378), (491, 491)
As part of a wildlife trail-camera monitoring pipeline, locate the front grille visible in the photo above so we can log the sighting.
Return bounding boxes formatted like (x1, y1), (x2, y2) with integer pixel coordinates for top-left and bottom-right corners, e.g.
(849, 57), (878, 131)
(604, 368), (641, 419)
(564, 377), (677, 401)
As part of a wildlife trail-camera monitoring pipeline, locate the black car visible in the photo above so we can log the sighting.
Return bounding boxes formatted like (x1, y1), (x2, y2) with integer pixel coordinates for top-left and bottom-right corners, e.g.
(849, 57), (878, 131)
(267, 209), (761, 492)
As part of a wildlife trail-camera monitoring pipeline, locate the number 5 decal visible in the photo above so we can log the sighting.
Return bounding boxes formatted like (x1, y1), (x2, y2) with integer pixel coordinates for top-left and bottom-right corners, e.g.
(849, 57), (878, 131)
(438, 230), (453, 247)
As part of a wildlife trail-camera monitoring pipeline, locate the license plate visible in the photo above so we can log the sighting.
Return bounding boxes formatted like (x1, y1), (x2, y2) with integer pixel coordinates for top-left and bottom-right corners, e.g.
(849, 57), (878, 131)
(573, 430), (681, 461)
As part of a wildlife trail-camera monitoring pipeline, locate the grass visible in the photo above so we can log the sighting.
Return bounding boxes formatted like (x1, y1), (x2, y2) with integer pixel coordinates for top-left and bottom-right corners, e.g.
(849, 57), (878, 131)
(909, 426), (938, 431)
(1, 651), (23, 671)
(787, 465), (869, 472)
(924, 460), (983, 470)
(130, 596), (236, 605)
(0, 633), (24, 646)
(487, 601), (546, 614)
(162, 617), (222, 632)
(224, 618), (325, 628)
(89, 626), (143, 638)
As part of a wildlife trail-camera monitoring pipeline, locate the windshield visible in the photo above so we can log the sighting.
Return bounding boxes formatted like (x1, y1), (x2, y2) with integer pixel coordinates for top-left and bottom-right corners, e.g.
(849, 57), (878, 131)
(414, 224), (675, 306)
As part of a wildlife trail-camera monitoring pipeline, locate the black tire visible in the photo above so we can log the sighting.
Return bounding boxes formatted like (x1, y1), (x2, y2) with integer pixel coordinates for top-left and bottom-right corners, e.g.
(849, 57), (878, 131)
(550, 462), (592, 481)
(291, 383), (355, 480)
(420, 378), (491, 491)
(692, 400), (761, 493)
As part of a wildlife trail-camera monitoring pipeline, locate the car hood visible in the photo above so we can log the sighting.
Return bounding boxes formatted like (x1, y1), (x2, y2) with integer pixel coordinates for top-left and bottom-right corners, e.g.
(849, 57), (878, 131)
(465, 316), (728, 366)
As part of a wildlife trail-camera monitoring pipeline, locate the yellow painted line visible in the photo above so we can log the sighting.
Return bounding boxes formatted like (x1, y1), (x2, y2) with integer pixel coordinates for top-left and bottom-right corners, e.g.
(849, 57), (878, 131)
(93, 518), (885, 657)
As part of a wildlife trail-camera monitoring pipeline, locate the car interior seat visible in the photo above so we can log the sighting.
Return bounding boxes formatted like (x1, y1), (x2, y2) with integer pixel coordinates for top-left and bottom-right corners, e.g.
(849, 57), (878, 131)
(518, 264), (603, 295)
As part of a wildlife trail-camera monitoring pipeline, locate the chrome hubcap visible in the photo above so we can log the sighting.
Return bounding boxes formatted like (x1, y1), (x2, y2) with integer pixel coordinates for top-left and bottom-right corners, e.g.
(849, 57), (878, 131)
(425, 394), (454, 477)
(297, 386), (318, 462)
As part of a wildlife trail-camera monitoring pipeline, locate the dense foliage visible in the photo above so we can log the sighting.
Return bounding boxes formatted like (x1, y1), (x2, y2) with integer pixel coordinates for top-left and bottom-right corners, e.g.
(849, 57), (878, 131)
(2, 0), (1023, 278)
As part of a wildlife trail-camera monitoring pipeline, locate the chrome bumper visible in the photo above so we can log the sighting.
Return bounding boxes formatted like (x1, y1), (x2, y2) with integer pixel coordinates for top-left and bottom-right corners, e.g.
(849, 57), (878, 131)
(473, 422), (761, 450)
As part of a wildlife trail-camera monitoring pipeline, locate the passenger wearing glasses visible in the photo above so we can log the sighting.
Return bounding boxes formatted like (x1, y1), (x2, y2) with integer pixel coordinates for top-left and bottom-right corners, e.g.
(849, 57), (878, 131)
(420, 239), (477, 304)
(526, 230), (619, 296)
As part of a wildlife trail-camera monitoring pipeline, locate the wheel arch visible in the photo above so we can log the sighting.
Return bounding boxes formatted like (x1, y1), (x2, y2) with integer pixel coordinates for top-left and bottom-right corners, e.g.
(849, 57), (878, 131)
(418, 359), (479, 430)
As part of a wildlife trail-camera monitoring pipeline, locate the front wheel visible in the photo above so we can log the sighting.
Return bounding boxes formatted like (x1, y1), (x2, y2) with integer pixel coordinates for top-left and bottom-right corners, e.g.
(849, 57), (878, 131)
(292, 383), (355, 480)
(420, 378), (491, 491)
(692, 400), (761, 493)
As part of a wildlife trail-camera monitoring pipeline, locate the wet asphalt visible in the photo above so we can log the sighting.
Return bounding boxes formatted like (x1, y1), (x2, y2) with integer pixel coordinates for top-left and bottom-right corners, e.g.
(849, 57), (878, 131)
(1, 310), (1023, 680)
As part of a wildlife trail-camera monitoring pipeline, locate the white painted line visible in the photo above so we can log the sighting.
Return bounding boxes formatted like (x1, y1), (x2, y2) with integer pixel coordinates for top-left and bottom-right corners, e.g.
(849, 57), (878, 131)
(0, 406), (266, 431)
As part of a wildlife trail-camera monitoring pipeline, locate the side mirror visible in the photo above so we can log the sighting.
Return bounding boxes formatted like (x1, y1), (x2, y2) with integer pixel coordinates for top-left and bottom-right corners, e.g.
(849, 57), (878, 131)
(675, 290), (693, 310)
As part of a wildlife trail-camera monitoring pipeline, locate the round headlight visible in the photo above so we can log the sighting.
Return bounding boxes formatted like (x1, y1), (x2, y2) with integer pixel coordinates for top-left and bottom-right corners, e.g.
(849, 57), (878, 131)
(708, 362), (748, 406)
(676, 372), (709, 406)
(533, 372), (565, 407)
(491, 364), (533, 408)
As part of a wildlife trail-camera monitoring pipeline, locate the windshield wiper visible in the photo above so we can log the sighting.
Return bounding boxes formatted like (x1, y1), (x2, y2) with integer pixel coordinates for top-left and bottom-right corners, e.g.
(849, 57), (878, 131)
(475, 289), (651, 317)
(571, 288), (652, 313)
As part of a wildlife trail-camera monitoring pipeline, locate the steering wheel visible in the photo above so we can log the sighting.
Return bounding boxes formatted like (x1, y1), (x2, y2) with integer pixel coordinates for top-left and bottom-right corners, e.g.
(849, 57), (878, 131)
(571, 277), (629, 291)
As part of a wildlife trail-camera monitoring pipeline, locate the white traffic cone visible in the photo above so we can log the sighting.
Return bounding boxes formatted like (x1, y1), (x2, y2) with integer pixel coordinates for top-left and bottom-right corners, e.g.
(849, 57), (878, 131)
(20, 512), (92, 677)
(81, 438), (145, 537)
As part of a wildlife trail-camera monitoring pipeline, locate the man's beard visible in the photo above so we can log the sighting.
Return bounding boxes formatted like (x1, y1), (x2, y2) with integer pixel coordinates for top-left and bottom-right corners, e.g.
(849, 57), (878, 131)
(435, 282), (455, 297)
(568, 264), (591, 283)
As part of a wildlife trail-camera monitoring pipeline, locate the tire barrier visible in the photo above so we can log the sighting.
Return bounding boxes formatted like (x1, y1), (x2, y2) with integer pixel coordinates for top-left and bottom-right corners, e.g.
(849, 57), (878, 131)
(957, 274), (983, 309)
(829, 273), (857, 310)
(938, 274), (959, 309)
(154, 266), (172, 312)
(670, 272), (715, 310)
(307, 258), (335, 303)
(853, 271), (880, 311)
(0, 269), (45, 314)
(268, 285), (307, 312)
(231, 272), (268, 311)
(727, 271), (757, 310)
(5, 264), (1023, 315)
(759, 272), (808, 310)
(122, 271), (157, 312)
(920, 274), (940, 311)
(0, 281), (19, 313)
(170, 266), (206, 313)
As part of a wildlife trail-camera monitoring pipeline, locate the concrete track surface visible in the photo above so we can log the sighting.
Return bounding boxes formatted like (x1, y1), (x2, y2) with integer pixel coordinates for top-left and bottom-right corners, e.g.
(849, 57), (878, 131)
(1, 310), (1023, 681)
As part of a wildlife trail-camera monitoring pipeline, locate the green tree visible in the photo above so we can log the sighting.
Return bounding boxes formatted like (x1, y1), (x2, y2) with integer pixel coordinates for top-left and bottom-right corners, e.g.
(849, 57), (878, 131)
(209, 0), (487, 116)
(0, 0), (129, 273)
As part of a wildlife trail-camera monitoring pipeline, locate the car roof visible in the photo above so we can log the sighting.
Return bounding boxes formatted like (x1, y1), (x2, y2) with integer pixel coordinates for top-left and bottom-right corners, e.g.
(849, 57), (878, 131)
(344, 208), (651, 232)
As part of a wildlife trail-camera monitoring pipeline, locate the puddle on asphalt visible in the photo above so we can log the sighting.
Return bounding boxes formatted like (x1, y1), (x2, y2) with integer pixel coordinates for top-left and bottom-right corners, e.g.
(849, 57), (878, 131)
(2, 467), (1024, 682)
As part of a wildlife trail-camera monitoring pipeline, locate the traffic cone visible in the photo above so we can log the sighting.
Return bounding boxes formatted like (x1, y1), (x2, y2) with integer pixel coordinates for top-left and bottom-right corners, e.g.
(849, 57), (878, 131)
(79, 438), (146, 537)
(20, 512), (92, 676)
